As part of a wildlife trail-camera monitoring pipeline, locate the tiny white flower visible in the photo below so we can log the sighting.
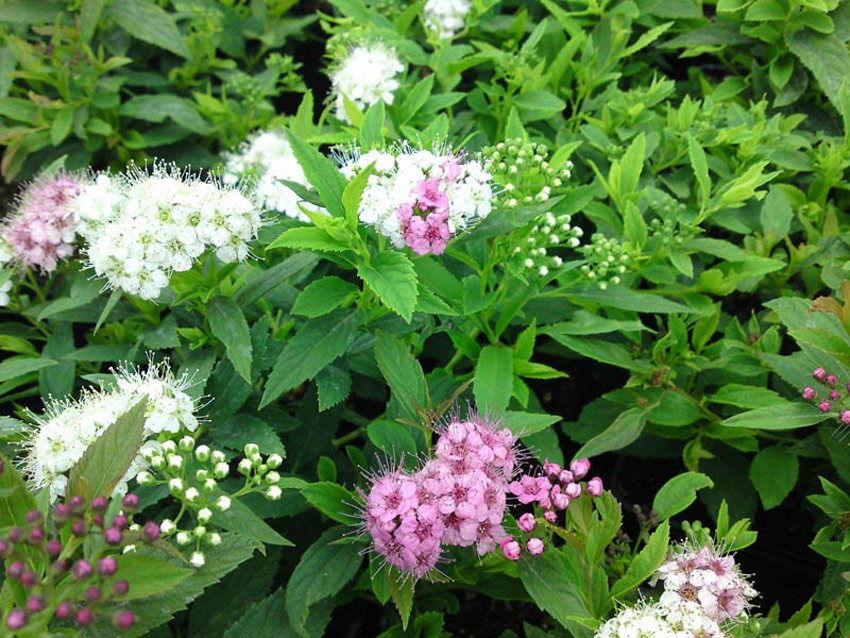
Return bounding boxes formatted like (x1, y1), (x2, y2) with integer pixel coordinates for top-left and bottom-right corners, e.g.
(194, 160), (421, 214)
(238, 458), (253, 475)
(194, 525), (207, 538)
(206, 532), (222, 546)
(266, 486), (282, 501)
(160, 519), (176, 535)
(176, 531), (191, 545)
(136, 471), (154, 486)
(265, 471), (281, 485)
(198, 507), (212, 524)
(184, 487), (199, 502)
(161, 440), (177, 454)
(216, 495), (232, 511)
(213, 462), (229, 479)
(167, 454), (183, 470)
(210, 450), (226, 464)
(195, 445), (211, 462)
(203, 478), (217, 493)
(190, 552), (206, 568)
(169, 478), (184, 494)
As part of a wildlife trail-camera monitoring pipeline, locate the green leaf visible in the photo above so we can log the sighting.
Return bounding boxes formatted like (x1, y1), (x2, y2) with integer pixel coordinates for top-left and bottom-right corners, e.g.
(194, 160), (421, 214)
(474, 345), (514, 413)
(688, 134), (711, 208)
(566, 287), (692, 313)
(652, 471), (714, 521)
(208, 297), (253, 384)
(760, 186), (794, 247)
(51, 108), (74, 145)
(315, 365), (352, 411)
(285, 129), (347, 219)
(548, 334), (650, 373)
(118, 94), (210, 134)
(397, 74), (435, 124)
(617, 133), (646, 204)
(512, 90), (566, 122)
(0, 356), (57, 381)
(267, 226), (352, 253)
(233, 253), (319, 306)
(107, 0), (190, 58)
(81, 0), (106, 41)
(610, 520), (670, 598)
(504, 411), (561, 436)
(517, 550), (593, 636)
(786, 29), (850, 111)
(0, 452), (37, 529)
(301, 482), (356, 524)
(367, 420), (418, 456)
(285, 526), (363, 638)
(574, 406), (649, 459)
(722, 402), (828, 430)
(389, 574), (415, 631)
(623, 201), (647, 249)
(544, 311), (647, 336)
(210, 497), (293, 547)
(771, 619), (824, 638)
(292, 277), (359, 318)
(710, 384), (783, 409)
(119, 534), (262, 637)
(94, 288), (122, 334)
(113, 554), (193, 600)
(750, 445), (799, 509)
(67, 399), (147, 500)
(357, 252), (418, 322)
(360, 100), (385, 148)
(375, 331), (428, 419)
(342, 163), (374, 232)
(261, 311), (359, 408)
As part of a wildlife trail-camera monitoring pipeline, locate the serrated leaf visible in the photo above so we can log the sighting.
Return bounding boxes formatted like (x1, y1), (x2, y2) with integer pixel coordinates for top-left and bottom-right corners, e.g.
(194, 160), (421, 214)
(284, 129), (346, 219)
(301, 482), (356, 524)
(292, 277), (359, 318)
(107, 0), (190, 58)
(113, 554), (193, 600)
(375, 331), (428, 419)
(315, 364), (352, 411)
(610, 520), (670, 598)
(357, 252), (418, 322)
(652, 471), (714, 521)
(574, 406), (650, 460)
(750, 445), (799, 509)
(210, 497), (293, 547)
(0, 452), (37, 529)
(474, 345), (513, 412)
(208, 297), (253, 384)
(722, 402), (828, 430)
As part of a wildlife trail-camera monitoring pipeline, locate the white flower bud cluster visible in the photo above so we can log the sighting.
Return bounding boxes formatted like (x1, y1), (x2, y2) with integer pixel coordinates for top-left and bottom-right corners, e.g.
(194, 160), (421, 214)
(78, 162), (261, 300)
(339, 144), (492, 247)
(579, 233), (630, 290)
(423, 0), (472, 38)
(482, 138), (572, 207)
(509, 211), (583, 279)
(223, 129), (323, 223)
(330, 43), (404, 124)
(23, 359), (199, 502)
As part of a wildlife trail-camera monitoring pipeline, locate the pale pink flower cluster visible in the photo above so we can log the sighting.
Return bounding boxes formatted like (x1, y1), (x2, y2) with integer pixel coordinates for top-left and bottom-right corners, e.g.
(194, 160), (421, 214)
(397, 177), (451, 255)
(360, 414), (522, 579)
(1, 173), (82, 272)
(656, 543), (757, 624)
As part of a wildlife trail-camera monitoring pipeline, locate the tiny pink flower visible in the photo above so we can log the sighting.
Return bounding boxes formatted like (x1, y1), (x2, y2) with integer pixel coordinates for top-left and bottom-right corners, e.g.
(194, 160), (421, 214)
(517, 512), (537, 533)
(570, 458), (591, 479)
(526, 537), (545, 556)
(564, 482), (582, 499)
(840, 410), (850, 425)
(802, 386), (816, 400)
(543, 458), (561, 479)
(826, 374), (839, 387)
(509, 475), (550, 505)
(416, 178), (450, 212)
(550, 485), (570, 510)
(819, 400), (832, 412)
(558, 469), (574, 484)
(544, 510), (557, 523)
(587, 476), (604, 497)
(500, 536), (521, 561)
(813, 367), (827, 381)
(830, 389), (842, 401)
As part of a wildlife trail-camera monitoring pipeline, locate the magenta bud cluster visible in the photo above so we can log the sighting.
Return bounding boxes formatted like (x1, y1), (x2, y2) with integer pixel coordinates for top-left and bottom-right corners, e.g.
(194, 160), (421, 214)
(803, 368), (850, 424)
(1, 492), (156, 632)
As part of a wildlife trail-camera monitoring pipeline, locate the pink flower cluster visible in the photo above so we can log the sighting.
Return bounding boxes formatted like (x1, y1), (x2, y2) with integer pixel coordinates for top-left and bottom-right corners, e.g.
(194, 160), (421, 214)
(2, 173), (82, 272)
(360, 414), (522, 579)
(803, 367), (850, 424)
(656, 543), (757, 623)
(397, 176), (452, 256)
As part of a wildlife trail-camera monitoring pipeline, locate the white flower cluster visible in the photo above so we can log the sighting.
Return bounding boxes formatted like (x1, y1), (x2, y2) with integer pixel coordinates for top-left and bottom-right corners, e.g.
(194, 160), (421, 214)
(595, 600), (724, 638)
(22, 360), (200, 502)
(330, 44), (404, 124)
(0, 239), (12, 306)
(341, 146), (492, 246)
(424, 0), (472, 38)
(76, 163), (261, 300)
(223, 129), (321, 222)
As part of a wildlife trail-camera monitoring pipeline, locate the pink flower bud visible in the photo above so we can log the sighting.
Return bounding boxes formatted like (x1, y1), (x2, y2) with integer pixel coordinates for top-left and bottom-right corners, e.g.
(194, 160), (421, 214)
(84, 586), (101, 605)
(45, 539), (62, 556)
(526, 537), (545, 555)
(802, 386), (817, 400)
(55, 601), (74, 620)
(517, 513), (537, 533)
(813, 367), (827, 381)
(26, 595), (46, 613)
(20, 571), (37, 588)
(558, 470), (574, 484)
(827, 374), (839, 387)
(51, 559), (68, 576)
(113, 610), (135, 629)
(565, 482), (582, 499)
(543, 458), (561, 479)
(840, 411), (850, 425)
(92, 515), (104, 528)
(68, 496), (86, 515)
(111, 515), (128, 530)
(28, 527), (45, 545)
(587, 476), (604, 497)
(91, 496), (108, 512)
(550, 484), (570, 510)
(76, 608), (94, 626)
(142, 521), (160, 542)
(112, 580), (130, 596)
(819, 400), (832, 413)
(500, 537), (522, 561)
(8, 560), (25, 579)
(830, 389), (842, 401)
(0, 539), (10, 558)
(71, 520), (87, 537)
(71, 559), (93, 581)
(5, 609), (27, 630)
(104, 527), (123, 545)
(98, 557), (117, 577)
(52, 503), (71, 524)
(122, 494), (140, 513)
(570, 458), (591, 479)
(8, 527), (24, 543)
(544, 510), (557, 523)
(25, 510), (43, 526)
